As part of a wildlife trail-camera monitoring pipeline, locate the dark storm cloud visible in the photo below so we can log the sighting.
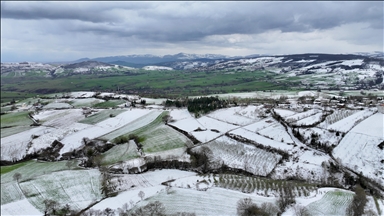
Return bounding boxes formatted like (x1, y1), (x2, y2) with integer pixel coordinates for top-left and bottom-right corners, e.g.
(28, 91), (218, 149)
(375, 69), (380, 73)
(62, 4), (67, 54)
(0, 1), (149, 23)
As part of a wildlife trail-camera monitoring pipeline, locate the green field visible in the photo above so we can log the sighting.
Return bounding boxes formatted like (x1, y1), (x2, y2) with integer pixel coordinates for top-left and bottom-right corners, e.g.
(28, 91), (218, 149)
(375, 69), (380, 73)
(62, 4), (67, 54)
(1, 160), (81, 183)
(0, 91), (38, 104)
(1, 69), (291, 99)
(100, 110), (164, 141)
(1, 111), (34, 137)
(104, 111), (193, 153)
(92, 100), (126, 108)
(100, 141), (140, 166)
(79, 109), (126, 125)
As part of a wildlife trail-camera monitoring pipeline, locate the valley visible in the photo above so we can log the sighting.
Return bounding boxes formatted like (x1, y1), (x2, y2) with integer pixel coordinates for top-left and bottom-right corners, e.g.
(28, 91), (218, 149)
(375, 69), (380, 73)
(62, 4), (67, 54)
(1, 89), (383, 215)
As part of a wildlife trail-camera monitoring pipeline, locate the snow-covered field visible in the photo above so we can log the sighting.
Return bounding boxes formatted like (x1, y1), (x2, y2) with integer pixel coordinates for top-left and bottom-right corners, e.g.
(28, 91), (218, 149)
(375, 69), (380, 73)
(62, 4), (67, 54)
(285, 109), (320, 123)
(60, 109), (153, 154)
(100, 110), (164, 141)
(229, 128), (294, 151)
(2, 91), (384, 215)
(207, 107), (260, 125)
(274, 108), (297, 117)
(20, 169), (102, 212)
(1, 126), (50, 161)
(333, 113), (384, 183)
(327, 109), (376, 133)
(196, 136), (282, 176)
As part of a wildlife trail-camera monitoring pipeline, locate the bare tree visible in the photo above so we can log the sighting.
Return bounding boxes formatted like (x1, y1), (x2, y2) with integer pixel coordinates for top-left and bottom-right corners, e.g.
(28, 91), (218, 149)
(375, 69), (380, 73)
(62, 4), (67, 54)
(138, 190), (145, 201)
(130, 200), (135, 208)
(260, 203), (279, 215)
(13, 172), (22, 182)
(146, 201), (165, 215)
(293, 204), (310, 216)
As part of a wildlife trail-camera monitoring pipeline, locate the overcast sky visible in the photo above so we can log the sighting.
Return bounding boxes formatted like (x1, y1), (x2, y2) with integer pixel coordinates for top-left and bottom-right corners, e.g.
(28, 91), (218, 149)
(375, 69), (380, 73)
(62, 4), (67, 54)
(1, 1), (383, 62)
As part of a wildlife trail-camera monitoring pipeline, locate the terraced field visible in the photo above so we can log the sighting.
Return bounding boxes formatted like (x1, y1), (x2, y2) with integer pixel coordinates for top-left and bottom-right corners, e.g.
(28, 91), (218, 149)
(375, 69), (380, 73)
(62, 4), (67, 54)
(20, 169), (102, 212)
(307, 190), (354, 216)
(195, 136), (281, 176)
(100, 110), (165, 141)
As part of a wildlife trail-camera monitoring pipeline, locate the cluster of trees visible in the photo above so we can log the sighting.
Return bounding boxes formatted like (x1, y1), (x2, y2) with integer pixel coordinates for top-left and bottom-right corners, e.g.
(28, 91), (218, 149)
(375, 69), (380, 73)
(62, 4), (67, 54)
(164, 96), (228, 116)
(187, 96), (228, 115)
(83, 201), (196, 216)
(236, 198), (279, 216)
(346, 185), (367, 216)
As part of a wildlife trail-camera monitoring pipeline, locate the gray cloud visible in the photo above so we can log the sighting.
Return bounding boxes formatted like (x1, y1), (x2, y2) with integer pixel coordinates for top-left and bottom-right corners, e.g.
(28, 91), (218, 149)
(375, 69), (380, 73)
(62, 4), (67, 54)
(1, 1), (383, 62)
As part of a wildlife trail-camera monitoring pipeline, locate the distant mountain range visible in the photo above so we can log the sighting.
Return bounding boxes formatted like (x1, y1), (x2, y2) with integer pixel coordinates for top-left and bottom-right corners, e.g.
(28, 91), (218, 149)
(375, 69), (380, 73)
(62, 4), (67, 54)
(65, 52), (383, 68)
(66, 53), (265, 67)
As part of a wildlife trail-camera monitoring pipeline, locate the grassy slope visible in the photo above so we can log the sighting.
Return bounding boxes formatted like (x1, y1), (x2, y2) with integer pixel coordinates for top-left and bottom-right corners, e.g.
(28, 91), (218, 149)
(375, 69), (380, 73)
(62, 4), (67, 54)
(0, 160), (81, 184)
(307, 190), (354, 215)
(1, 111), (34, 138)
(100, 141), (139, 166)
(1, 111), (32, 128)
(20, 169), (102, 211)
(105, 111), (192, 153)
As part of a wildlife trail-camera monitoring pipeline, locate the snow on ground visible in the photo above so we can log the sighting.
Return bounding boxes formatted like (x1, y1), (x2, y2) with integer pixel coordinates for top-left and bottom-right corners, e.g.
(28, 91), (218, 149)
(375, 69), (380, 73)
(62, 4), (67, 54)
(135, 187), (276, 216)
(28, 123), (92, 154)
(274, 108), (297, 117)
(299, 127), (341, 147)
(350, 112), (383, 138)
(100, 110), (163, 141)
(43, 102), (73, 109)
(35, 109), (86, 128)
(327, 109), (376, 133)
(294, 112), (323, 126)
(1, 198), (42, 216)
(284, 188), (354, 216)
(340, 59), (364, 66)
(68, 98), (104, 107)
(333, 113), (384, 183)
(169, 109), (193, 121)
(272, 149), (332, 182)
(257, 122), (294, 144)
(207, 107), (258, 126)
(191, 130), (222, 143)
(1, 126), (49, 161)
(20, 169), (102, 212)
(243, 117), (277, 132)
(169, 117), (205, 133)
(196, 116), (239, 133)
(70, 91), (95, 98)
(198, 136), (282, 176)
(298, 91), (317, 97)
(92, 169), (197, 211)
(229, 128), (294, 151)
(143, 66), (173, 70)
(60, 109), (152, 154)
(285, 109), (320, 123)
